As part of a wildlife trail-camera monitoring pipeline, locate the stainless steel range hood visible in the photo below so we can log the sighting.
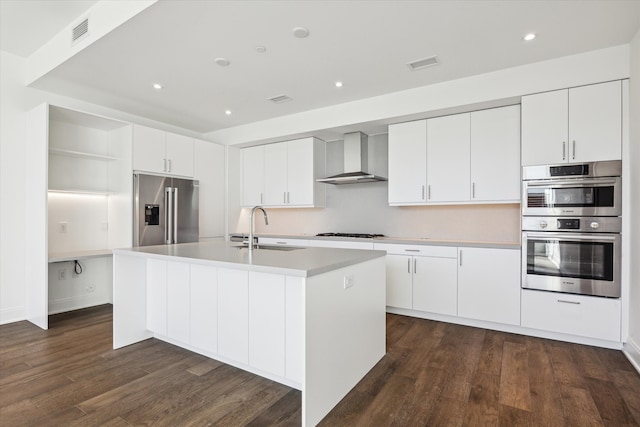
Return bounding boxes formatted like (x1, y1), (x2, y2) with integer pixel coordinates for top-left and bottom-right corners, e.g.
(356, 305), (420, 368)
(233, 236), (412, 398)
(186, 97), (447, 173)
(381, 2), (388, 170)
(316, 132), (387, 185)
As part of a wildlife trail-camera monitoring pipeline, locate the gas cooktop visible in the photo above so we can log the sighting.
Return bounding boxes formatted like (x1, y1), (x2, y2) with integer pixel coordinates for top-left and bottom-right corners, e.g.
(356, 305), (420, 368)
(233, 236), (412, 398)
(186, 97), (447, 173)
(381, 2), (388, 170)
(316, 233), (385, 239)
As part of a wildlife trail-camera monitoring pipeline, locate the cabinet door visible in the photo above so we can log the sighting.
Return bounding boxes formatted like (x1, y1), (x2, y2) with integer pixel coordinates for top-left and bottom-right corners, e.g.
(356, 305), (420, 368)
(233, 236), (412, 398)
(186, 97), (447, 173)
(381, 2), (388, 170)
(521, 89), (568, 166)
(190, 264), (218, 354)
(413, 256), (458, 316)
(388, 120), (427, 204)
(218, 268), (249, 364)
(133, 125), (166, 174)
(427, 113), (470, 202)
(264, 143), (288, 206)
(249, 272), (285, 377)
(285, 277), (303, 384)
(166, 133), (194, 177)
(166, 261), (190, 343)
(385, 254), (413, 309)
(569, 81), (622, 162)
(470, 106), (521, 202)
(241, 146), (265, 206)
(146, 258), (167, 334)
(194, 139), (225, 238)
(458, 248), (520, 325)
(287, 139), (315, 206)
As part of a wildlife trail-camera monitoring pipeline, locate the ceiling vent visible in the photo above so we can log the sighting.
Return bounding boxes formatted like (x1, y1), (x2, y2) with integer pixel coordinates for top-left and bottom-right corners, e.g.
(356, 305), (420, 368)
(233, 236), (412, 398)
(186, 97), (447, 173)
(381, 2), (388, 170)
(406, 55), (439, 71)
(71, 17), (89, 45)
(268, 94), (293, 104)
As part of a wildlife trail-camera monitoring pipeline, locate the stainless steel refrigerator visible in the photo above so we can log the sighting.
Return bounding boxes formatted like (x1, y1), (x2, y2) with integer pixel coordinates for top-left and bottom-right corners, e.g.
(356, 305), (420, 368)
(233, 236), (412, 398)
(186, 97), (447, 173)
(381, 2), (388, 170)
(133, 173), (199, 246)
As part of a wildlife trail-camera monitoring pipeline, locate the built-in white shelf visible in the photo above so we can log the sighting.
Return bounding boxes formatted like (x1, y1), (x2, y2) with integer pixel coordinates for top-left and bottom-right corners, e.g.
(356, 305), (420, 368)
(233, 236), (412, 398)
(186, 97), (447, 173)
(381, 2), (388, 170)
(48, 188), (112, 196)
(48, 249), (113, 263)
(49, 148), (119, 161)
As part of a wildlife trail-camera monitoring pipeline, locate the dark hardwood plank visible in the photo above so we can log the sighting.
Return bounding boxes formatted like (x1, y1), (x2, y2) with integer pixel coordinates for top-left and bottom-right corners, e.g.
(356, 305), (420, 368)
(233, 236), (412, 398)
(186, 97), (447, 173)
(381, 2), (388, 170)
(463, 372), (501, 426)
(498, 404), (534, 427)
(559, 385), (605, 427)
(586, 377), (638, 426)
(499, 341), (531, 411)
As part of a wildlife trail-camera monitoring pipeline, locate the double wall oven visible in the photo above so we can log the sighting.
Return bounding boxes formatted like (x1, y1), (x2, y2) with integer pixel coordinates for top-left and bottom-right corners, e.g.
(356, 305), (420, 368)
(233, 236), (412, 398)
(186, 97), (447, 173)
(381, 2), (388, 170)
(521, 160), (622, 298)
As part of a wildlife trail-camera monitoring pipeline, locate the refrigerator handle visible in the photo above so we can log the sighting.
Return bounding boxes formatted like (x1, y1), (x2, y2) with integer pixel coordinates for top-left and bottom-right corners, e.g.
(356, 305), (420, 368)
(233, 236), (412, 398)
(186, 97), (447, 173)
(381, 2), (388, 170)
(173, 188), (178, 243)
(165, 187), (172, 244)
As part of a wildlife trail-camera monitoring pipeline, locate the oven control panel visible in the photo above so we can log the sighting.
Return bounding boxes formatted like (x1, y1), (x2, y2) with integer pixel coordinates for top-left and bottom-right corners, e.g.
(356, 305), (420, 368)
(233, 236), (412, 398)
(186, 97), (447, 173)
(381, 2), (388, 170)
(522, 216), (621, 233)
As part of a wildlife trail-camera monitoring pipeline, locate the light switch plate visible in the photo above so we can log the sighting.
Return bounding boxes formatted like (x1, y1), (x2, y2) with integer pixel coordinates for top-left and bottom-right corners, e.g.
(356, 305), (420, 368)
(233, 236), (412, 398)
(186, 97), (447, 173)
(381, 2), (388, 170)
(343, 275), (354, 289)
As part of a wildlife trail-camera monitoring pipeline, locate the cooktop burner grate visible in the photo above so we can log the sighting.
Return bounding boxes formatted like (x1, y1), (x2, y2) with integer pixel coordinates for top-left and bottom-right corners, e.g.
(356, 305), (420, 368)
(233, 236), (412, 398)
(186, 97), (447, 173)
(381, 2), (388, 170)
(316, 233), (385, 239)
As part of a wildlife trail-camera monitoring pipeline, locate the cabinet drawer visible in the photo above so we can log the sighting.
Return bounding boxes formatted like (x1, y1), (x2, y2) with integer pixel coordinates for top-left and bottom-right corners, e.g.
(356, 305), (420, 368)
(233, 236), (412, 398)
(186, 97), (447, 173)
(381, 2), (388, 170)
(373, 243), (457, 258)
(258, 237), (309, 247)
(307, 240), (374, 250)
(521, 290), (621, 342)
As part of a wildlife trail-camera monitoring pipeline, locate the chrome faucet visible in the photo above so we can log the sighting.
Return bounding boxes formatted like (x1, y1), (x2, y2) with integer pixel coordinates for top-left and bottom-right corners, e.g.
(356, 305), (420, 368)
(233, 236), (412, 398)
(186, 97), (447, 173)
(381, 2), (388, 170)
(248, 206), (269, 252)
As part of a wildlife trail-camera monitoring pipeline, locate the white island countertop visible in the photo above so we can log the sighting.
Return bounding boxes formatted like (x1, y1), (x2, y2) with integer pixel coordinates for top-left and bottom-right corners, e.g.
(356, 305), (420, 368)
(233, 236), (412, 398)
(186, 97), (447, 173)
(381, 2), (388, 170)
(113, 240), (386, 278)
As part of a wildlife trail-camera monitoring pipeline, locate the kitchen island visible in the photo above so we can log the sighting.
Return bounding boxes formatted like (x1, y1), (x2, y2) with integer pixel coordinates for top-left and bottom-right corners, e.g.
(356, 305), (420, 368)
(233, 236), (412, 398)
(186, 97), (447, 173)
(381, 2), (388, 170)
(112, 241), (386, 426)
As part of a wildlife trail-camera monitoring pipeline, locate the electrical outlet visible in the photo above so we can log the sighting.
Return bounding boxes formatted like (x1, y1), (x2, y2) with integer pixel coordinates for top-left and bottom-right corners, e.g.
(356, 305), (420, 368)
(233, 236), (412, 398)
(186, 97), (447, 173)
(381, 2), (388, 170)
(343, 275), (354, 289)
(58, 269), (66, 280)
(59, 222), (68, 233)
(86, 284), (95, 293)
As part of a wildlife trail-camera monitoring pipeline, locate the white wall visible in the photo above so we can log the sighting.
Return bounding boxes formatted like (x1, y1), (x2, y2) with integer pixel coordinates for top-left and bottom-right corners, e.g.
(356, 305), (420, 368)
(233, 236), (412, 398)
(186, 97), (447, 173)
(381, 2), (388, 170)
(626, 29), (640, 367)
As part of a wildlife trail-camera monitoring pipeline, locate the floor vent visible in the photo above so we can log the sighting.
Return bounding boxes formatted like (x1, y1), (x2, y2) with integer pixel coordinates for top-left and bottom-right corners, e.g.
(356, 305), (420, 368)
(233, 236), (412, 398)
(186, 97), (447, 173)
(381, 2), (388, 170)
(406, 55), (439, 71)
(268, 94), (293, 104)
(72, 17), (89, 44)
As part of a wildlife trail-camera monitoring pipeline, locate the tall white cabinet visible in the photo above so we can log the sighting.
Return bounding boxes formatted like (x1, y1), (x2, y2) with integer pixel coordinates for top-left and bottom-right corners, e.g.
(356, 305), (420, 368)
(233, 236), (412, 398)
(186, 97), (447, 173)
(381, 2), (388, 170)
(521, 80), (622, 166)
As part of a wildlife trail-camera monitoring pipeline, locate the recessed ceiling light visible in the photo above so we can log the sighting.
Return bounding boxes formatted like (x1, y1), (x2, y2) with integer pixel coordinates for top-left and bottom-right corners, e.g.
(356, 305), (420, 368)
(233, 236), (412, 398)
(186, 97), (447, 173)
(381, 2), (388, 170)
(335, 81), (343, 88)
(524, 33), (536, 41)
(292, 27), (310, 38)
(225, 110), (232, 115)
(255, 45), (267, 53)
(214, 57), (230, 67)
(152, 83), (163, 90)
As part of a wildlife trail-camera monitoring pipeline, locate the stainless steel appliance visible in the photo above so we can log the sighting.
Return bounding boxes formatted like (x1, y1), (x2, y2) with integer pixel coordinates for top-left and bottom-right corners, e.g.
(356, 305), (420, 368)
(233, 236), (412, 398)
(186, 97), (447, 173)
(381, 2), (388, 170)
(521, 160), (622, 298)
(522, 160), (621, 217)
(522, 217), (621, 298)
(133, 173), (199, 246)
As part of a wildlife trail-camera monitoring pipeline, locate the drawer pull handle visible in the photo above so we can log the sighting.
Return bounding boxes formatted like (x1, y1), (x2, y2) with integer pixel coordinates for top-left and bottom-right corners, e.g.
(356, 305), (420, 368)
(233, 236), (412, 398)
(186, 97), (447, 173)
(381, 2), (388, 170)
(557, 299), (580, 305)
(404, 249), (420, 252)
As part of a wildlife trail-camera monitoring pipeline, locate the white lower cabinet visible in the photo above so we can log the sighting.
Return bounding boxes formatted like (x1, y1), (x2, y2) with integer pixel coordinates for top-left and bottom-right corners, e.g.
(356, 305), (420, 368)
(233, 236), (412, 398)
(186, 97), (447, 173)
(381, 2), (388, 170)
(457, 247), (520, 325)
(375, 243), (458, 314)
(146, 258), (168, 335)
(146, 259), (302, 382)
(249, 272), (285, 377)
(218, 268), (249, 364)
(307, 240), (374, 250)
(190, 264), (218, 354)
(521, 290), (621, 342)
(258, 237), (309, 247)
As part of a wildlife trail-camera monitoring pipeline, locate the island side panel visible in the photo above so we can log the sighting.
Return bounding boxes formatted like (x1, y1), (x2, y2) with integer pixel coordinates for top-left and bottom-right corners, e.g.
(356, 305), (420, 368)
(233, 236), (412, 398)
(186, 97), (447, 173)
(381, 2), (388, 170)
(113, 253), (153, 348)
(303, 256), (386, 426)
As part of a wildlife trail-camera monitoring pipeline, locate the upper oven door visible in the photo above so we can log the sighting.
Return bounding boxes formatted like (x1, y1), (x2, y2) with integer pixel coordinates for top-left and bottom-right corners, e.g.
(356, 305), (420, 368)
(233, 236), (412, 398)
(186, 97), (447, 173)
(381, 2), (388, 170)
(522, 177), (621, 216)
(522, 231), (621, 298)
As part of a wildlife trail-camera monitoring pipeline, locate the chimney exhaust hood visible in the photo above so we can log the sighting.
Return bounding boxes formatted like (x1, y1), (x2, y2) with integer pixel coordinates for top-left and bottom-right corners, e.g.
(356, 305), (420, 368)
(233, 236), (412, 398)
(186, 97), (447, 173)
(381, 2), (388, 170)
(316, 132), (387, 185)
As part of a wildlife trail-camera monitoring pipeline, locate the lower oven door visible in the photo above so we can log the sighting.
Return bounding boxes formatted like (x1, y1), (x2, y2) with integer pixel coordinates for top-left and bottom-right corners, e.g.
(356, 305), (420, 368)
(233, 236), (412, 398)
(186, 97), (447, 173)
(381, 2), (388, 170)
(522, 231), (621, 298)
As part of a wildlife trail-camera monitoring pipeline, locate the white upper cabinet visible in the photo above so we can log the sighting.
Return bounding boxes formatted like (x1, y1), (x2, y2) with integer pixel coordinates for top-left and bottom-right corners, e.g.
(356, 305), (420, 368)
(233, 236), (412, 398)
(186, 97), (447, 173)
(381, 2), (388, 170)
(194, 139), (225, 238)
(264, 143), (288, 205)
(133, 125), (194, 177)
(389, 105), (520, 206)
(241, 145), (265, 206)
(388, 120), (427, 205)
(522, 81), (622, 166)
(426, 113), (470, 202)
(568, 81), (622, 163)
(241, 137), (325, 208)
(470, 106), (521, 202)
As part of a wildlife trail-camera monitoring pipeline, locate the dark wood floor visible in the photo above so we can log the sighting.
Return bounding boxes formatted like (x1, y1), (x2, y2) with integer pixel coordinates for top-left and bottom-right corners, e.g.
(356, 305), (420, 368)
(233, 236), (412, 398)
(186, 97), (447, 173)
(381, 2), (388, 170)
(1, 305), (638, 426)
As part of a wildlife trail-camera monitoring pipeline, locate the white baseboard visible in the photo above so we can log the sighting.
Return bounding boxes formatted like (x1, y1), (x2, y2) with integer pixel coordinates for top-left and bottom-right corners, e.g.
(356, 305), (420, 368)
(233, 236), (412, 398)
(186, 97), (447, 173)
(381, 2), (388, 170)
(48, 295), (110, 315)
(623, 338), (640, 374)
(0, 306), (26, 325)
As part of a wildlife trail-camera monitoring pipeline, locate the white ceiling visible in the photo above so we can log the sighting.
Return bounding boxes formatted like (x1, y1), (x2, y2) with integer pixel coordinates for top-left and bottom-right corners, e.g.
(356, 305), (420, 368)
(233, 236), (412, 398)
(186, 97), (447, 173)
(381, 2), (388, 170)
(3, 1), (640, 135)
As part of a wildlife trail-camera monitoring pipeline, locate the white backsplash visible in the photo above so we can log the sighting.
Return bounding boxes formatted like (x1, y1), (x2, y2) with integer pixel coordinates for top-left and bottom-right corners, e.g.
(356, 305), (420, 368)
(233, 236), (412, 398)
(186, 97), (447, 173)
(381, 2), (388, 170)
(236, 181), (521, 243)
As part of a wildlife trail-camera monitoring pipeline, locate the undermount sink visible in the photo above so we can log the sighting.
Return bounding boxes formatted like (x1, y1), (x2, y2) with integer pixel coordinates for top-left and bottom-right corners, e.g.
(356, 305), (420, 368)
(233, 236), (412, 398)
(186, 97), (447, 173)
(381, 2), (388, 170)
(233, 244), (305, 251)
